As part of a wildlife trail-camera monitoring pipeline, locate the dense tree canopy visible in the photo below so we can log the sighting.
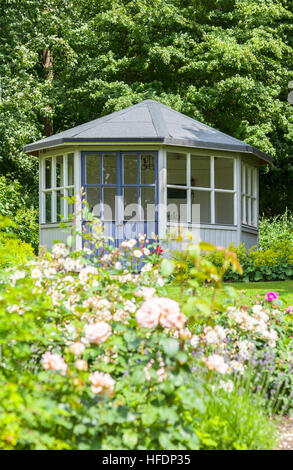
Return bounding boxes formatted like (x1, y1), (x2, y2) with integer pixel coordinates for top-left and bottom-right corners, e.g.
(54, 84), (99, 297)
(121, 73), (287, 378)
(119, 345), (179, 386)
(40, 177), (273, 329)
(0, 0), (293, 214)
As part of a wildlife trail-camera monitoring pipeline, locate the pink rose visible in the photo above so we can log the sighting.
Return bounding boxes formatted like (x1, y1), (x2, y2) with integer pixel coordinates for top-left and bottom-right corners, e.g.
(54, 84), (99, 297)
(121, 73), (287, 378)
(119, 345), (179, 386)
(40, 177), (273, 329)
(265, 292), (279, 302)
(155, 297), (186, 329)
(84, 321), (111, 344)
(89, 371), (115, 396)
(135, 300), (160, 329)
(135, 297), (186, 330)
(41, 352), (67, 375)
(68, 341), (85, 355)
(160, 310), (186, 330)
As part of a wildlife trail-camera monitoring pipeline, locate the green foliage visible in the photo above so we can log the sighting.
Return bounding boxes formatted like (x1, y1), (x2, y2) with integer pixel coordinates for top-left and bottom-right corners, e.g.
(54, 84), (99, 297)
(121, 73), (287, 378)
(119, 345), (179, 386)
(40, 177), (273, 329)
(168, 236), (292, 416)
(167, 241), (242, 321)
(0, 1), (293, 215)
(0, 219), (278, 450)
(197, 388), (277, 450)
(259, 210), (293, 250)
(205, 242), (293, 282)
(0, 176), (38, 250)
(0, 215), (35, 268)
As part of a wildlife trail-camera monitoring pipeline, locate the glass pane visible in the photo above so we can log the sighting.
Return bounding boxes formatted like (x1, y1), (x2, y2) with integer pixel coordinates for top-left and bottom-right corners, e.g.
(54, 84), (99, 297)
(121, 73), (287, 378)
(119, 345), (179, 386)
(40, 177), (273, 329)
(251, 198), (256, 227)
(215, 157), (234, 190)
(242, 195), (246, 224)
(103, 187), (116, 220)
(45, 158), (52, 189)
(167, 188), (187, 223)
(68, 188), (74, 218)
(103, 154), (117, 184)
(246, 197), (251, 225)
(191, 156), (210, 188)
(68, 153), (74, 186)
(141, 154), (155, 184)
(45, 192), (52, 223)
(246, 167), (253, 196)
(87, 187), (100, 217)
(215, 192), (234, 225)
(191, 190), (211, 224)
(124, 187), (138, 221)
(141, 187), (155, 221)
(252, 168), (257, 197)
(56, 190), (65, 222)
(56, 155), (64, 187)
(86, 154), (100, 185)
(241, 164), (246, 194)
(123, 154), (137, 184)
(167, 152), (186, 186)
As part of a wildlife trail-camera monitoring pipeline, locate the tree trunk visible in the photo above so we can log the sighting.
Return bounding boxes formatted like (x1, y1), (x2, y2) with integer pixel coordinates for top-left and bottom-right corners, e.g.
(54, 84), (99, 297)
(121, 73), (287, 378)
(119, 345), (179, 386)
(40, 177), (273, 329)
(42, 49), (54, 137)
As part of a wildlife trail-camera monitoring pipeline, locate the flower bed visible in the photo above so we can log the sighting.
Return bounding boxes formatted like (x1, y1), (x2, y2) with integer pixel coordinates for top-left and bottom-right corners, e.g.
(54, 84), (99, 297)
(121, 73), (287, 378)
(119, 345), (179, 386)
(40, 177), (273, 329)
(0, 225), (290, 449)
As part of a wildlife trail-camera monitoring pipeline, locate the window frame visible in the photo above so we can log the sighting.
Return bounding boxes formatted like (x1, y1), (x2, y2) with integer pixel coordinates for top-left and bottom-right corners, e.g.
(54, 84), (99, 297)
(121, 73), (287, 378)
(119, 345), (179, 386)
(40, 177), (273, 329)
(166, 152), (237, 226)
(41, 153), (75, 224)
(241, 162), (257, 228)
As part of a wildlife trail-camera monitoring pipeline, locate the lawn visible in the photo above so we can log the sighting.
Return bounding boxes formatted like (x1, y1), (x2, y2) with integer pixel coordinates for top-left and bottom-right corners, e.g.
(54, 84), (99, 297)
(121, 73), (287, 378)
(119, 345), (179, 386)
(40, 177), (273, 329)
(226, 281), (293, 307)
(161, 280), (293, 307)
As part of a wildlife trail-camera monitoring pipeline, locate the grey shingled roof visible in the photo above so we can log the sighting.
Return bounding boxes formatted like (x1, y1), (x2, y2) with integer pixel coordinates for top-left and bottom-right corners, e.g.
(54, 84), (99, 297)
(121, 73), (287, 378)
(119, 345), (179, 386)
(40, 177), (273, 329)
(23, 100), (272, 163)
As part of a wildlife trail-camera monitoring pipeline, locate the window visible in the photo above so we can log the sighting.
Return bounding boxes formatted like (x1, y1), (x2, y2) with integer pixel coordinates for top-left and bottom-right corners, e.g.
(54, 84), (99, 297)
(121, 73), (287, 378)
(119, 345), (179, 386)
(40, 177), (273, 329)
(167, 153), (235, 225)
(84, 152), (156, 223)
(241, 163), (257, 227)
(41, 153), (75, 223)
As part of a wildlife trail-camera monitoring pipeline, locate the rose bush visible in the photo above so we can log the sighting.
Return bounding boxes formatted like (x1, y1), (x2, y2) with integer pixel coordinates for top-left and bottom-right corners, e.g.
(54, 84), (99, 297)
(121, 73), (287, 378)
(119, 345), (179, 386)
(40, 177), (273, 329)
(0, 220), (281, 450)
(165, 241), (293, 416)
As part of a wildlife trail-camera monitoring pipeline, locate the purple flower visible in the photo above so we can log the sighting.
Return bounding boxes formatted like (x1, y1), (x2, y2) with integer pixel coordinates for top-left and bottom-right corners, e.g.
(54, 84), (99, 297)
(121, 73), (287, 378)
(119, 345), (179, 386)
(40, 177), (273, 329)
(265, 291), (279, 302)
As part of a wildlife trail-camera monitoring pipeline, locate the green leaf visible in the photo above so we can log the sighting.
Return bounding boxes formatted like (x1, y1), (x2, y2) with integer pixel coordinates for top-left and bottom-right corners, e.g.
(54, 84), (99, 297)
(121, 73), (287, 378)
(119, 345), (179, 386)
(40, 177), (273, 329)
(159, 432), (173, 449)
(73, 424), (87, 435)
(131, 370), (146, 385)
(141, 407), (158, 426)
(188, 244), (200, 259)
(160, 259), (175, 277)
(160, 338), (179, 357)
(66, 235), (75, 247)
(122, 430), (138, 448)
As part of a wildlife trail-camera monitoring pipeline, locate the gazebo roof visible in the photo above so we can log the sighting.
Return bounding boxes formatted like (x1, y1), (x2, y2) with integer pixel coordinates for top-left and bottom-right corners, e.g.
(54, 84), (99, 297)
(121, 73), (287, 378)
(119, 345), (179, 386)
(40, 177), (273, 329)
(24, 100), (272, 163)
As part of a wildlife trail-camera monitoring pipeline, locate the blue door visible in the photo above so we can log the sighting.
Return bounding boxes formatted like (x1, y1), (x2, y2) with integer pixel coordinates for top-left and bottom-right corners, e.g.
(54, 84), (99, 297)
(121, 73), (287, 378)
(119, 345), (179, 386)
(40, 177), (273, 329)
(81, 151), (158, 246)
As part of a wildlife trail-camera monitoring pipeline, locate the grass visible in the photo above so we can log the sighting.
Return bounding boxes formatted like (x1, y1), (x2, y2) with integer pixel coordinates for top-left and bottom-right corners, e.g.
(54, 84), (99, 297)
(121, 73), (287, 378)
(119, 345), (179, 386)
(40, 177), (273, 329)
(226, 281), (293, 307)
(161, 280), (293, 307)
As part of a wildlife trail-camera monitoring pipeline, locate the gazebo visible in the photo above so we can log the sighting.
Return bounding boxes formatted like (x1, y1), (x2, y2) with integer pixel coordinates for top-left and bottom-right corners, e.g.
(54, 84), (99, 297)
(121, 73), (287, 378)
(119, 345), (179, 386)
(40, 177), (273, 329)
(24, 100), (272, 250)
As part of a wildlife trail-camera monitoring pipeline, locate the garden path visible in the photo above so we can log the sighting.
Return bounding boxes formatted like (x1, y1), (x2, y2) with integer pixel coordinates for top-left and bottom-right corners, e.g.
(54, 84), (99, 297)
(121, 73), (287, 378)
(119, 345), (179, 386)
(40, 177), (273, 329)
(277, 416), (293, 450)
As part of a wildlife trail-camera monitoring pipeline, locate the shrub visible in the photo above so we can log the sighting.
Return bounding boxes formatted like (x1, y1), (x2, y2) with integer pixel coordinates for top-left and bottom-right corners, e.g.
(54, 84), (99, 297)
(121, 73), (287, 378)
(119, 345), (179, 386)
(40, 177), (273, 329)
(0, 222), (278, 450)
(0, 216), (35, 268)
(0, 223), (204, 449)
(165, 241), (292, 416)
(205, 242), (293, 282)
(259, 210), (293, 251)
(0, 176), (38, 250)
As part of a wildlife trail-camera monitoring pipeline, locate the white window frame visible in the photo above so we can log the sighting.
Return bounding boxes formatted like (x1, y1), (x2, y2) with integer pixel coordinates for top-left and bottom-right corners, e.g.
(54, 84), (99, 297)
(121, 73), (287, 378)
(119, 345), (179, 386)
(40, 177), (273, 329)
(166, 152), (236, 225)
(41, 153), (75, 224)
(241, 162), (257, 227)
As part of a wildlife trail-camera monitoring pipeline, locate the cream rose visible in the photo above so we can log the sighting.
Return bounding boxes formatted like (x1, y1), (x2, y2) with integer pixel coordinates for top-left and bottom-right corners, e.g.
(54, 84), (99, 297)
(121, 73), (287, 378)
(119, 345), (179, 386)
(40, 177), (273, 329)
(89, 371), (115, 396)
(135, 299), (161, 329)
(84, 321), (111, 345)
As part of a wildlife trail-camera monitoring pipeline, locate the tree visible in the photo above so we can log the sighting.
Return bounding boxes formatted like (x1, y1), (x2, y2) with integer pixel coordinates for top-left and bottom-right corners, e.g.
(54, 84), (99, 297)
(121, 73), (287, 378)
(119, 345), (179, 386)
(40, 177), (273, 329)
(0, 0), (293, 215)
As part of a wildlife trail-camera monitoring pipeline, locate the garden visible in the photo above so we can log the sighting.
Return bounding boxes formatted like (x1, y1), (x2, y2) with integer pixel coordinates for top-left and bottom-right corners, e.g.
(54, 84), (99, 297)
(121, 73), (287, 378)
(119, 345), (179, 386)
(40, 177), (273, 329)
(0, 205), (292, 451)
(1, 0), (293, 453)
